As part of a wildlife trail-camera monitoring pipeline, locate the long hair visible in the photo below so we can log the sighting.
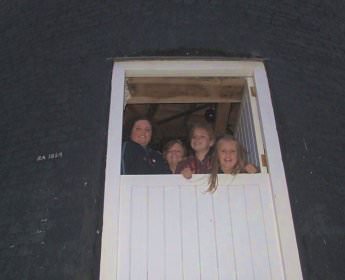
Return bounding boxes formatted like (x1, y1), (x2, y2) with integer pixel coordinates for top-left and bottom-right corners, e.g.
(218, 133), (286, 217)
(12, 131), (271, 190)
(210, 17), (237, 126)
(207, 135), (247, 192)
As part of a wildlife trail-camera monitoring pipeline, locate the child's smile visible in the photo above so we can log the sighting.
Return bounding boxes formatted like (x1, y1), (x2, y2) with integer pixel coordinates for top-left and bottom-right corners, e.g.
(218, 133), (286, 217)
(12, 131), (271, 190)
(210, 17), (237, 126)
(191, 128), (214, 153)
(218, 140), (238, 173)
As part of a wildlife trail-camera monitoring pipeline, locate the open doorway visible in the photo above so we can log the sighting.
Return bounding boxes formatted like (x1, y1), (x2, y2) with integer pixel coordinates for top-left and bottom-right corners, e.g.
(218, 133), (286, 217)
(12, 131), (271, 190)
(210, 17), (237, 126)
(123, 76), (264, 171)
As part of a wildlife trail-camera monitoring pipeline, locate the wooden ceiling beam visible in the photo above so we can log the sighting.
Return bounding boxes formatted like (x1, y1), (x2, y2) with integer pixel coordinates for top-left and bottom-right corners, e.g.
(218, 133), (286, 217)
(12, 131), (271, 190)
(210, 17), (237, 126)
(127, 84), (242, 104)
(127, 77), (245, 87)
(156, 104), (209, 125)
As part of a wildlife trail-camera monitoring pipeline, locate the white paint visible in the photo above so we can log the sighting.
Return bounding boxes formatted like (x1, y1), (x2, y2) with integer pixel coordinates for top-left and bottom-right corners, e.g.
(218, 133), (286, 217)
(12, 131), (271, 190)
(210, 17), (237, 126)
(99, 64), (125, 280)
(254, 65), (303, 280)
(164, 186), (183, 280)
(234, 80), (260, 169)
(100, 60), (303, 280)
(116, 174), (285, 279)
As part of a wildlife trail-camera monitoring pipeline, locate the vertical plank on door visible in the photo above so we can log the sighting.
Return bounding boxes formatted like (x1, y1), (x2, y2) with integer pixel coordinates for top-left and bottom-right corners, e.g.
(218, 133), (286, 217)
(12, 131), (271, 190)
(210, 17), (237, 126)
(244, 184), (272, 280)
(259, 182), (285, 279)
(213, 185), (237, 280)
(165, 186), (183, 280)
(229, 185), (255, 280)
(197, 189), (219, 279)
(180, 185), (201, 280)
(117, 184), (132, 280)
(130, 186), (149, 280)
(147, 186), (165, 280)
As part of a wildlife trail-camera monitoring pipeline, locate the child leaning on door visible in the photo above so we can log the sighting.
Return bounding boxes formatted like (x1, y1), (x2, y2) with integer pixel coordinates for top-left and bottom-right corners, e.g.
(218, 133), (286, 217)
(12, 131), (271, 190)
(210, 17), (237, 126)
(176, 123), (257, 191)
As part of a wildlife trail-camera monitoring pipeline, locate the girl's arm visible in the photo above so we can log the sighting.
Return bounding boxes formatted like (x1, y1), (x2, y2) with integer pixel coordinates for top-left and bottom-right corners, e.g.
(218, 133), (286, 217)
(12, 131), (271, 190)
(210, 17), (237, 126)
(176, 157), (195, 179)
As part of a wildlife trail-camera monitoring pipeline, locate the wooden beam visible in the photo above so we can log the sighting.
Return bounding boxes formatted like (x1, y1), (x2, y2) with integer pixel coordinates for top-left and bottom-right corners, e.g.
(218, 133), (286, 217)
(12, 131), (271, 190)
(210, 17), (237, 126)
(127, 84), (242, 104)
(127, 77), (245, 87)
(156, 104), (209, 125)
(214, 103), (232, 136)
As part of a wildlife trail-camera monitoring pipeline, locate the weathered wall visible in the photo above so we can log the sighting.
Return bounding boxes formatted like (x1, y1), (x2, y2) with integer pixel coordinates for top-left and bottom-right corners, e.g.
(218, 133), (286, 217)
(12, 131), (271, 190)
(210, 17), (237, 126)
(1, 1), (344, 279)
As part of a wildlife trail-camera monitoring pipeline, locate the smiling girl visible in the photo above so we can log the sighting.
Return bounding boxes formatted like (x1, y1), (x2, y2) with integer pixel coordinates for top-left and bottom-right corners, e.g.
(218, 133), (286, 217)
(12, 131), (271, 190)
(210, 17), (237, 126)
(208, 135), (258, 192)
(176, 122), (215, 179)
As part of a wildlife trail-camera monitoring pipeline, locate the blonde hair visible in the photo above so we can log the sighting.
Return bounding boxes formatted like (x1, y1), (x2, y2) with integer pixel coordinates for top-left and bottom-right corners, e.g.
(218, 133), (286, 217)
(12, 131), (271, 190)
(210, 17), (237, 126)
(207, 135), (246, 192)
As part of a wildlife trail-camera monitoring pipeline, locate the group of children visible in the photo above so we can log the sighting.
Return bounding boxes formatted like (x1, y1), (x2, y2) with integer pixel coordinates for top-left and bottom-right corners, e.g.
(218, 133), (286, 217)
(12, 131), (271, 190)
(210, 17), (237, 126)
(121, 117), (258, 192)
(163, 122), (258, 192)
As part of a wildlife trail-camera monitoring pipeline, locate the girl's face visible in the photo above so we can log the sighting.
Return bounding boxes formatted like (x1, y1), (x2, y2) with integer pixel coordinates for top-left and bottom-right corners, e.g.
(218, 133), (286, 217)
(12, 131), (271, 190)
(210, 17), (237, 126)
(130, 120), (152, 147)
(165, 143), (184, 167)
(191, 128), (214, 154)
(217, 139), (238, 173)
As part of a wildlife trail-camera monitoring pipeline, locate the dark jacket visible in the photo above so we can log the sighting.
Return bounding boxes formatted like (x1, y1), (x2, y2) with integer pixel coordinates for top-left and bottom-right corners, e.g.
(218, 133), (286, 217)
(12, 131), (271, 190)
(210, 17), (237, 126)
(121, 141), (171, 175)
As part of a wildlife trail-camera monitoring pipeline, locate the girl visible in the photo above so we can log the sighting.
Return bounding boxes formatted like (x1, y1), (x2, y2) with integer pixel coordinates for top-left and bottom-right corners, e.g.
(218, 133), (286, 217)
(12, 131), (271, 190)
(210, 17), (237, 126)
(208, 135), (258, 192)
(163, 139), (187, 174)
(176, 122), (215, 179)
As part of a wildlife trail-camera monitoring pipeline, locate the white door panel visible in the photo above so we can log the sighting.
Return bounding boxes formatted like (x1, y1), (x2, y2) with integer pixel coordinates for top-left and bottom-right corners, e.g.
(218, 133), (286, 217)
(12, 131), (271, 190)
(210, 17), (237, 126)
(117, 174), (283, 280)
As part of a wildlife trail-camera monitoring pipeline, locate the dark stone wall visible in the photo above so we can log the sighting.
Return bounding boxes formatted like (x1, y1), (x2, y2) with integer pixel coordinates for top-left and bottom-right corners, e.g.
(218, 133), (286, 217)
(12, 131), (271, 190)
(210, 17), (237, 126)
(1, 1), (344, 279)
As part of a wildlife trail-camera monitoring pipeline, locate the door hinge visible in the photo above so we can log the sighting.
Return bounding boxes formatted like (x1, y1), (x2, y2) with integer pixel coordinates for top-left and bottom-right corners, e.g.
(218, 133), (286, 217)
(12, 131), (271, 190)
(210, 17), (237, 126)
(261, 154), (268, 167)
(250, 86), (257, 97)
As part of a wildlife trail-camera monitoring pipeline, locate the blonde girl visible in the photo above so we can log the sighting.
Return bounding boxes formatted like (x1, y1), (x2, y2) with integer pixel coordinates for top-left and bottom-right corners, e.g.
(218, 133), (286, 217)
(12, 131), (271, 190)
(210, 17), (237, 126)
(208, 135), (258, 192)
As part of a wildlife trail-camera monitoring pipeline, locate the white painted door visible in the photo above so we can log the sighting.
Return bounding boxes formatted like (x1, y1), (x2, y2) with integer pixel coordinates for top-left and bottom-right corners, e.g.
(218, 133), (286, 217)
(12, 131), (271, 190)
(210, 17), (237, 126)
(117, 174), (284, 280)
(100, 61), (303, 280)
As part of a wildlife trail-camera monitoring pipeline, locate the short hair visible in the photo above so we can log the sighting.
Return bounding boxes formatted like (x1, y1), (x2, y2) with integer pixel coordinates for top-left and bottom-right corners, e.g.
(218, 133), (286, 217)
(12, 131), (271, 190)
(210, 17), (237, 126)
(189, 122), (215, 141)
(162, 139), (187, 160)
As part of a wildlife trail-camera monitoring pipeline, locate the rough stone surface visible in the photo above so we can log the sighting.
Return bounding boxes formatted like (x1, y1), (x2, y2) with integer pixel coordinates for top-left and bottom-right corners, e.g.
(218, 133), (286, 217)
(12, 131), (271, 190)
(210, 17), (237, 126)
(1, 1), (344, 279)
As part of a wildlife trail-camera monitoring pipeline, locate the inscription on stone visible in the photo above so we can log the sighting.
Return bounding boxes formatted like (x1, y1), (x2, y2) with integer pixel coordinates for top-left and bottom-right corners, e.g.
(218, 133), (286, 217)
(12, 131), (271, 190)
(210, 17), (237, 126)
(36, 152), (63, 162)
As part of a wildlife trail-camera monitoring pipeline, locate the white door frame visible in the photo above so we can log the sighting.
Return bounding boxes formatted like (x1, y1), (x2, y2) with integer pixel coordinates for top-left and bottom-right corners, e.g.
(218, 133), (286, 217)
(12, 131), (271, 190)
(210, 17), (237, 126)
(99, 60), (303, 280)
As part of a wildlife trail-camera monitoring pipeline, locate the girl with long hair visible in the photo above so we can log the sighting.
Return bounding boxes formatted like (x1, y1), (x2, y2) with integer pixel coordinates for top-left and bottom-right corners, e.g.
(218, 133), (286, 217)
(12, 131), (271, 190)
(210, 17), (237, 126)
(208, 135), (258, 192)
